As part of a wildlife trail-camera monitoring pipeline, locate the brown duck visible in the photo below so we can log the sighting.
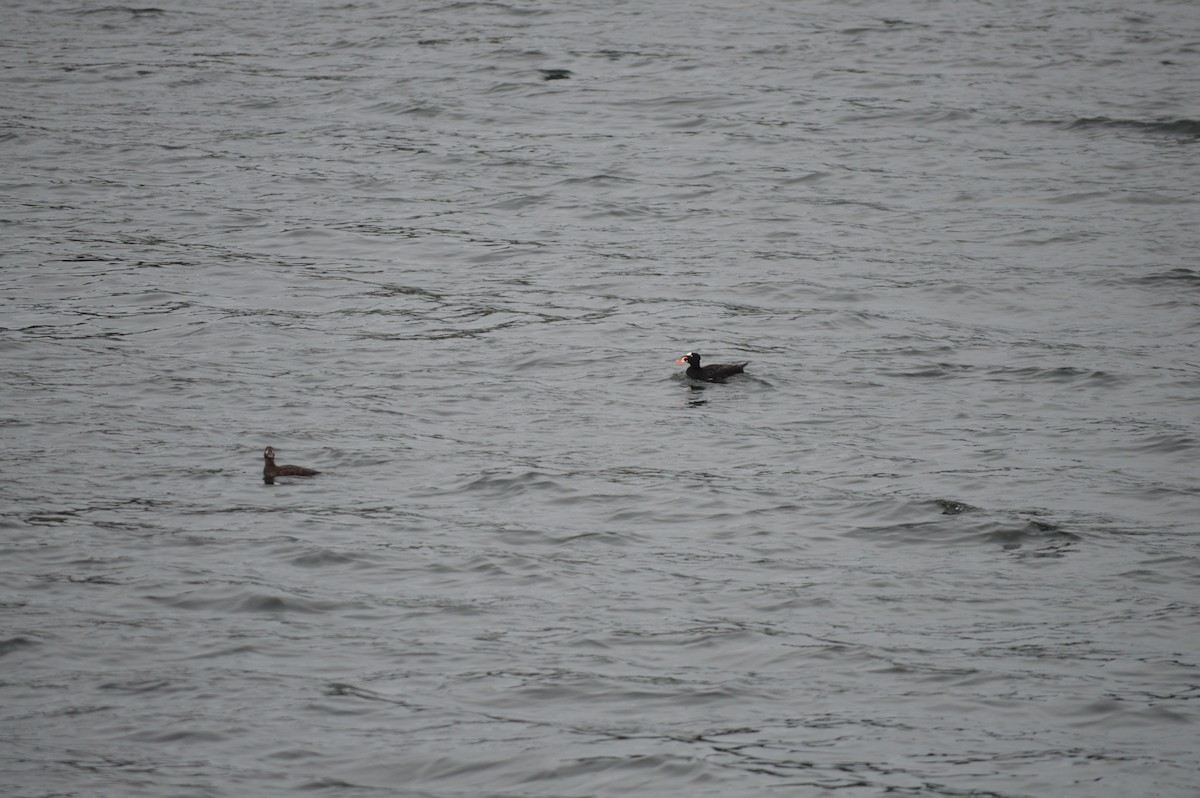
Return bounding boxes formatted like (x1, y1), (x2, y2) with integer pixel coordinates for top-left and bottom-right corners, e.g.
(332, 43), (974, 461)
(263, 446), (320, 483)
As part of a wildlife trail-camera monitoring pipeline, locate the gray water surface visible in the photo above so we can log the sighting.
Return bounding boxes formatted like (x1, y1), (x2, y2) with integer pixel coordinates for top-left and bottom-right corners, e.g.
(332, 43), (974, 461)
(3, 0), (1199, 796)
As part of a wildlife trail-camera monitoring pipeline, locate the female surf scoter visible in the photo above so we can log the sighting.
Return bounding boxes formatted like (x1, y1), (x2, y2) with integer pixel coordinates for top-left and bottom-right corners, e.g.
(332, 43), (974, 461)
(263, 446), (320, 483)
(675, 352), (749, 383)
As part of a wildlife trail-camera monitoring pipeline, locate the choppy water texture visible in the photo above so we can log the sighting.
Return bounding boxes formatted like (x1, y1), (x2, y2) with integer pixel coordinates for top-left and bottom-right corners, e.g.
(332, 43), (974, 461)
(3, 0), (1199, 795)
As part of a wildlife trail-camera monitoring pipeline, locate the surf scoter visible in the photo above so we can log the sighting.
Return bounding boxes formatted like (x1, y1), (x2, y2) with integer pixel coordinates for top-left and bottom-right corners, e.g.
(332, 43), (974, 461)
(675, 352), (749, 383)
(263, 446), (320, 483)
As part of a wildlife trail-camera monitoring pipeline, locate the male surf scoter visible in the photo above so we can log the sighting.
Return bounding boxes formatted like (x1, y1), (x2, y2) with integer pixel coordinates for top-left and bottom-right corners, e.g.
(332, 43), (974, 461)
(675, 352), (749, 383)
(263, 446), (320, 483)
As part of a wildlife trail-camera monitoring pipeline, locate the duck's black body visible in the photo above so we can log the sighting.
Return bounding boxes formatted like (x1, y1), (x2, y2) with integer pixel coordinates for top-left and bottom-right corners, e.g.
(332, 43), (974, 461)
(263, 446), (320, 483)
(675, 352), (749, 383)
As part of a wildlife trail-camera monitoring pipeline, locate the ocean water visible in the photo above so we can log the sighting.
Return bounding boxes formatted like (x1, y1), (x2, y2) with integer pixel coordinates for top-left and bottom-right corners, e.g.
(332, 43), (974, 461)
(2, 0), (1198, 795)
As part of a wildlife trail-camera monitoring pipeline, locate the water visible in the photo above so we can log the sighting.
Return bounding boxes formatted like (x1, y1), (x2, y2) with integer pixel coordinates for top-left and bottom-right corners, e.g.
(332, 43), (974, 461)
(2, 0), (1198, 795)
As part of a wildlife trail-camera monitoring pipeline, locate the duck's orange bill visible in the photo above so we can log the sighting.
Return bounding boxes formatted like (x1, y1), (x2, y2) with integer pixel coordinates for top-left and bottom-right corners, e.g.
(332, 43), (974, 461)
(675, 356), (687, 363)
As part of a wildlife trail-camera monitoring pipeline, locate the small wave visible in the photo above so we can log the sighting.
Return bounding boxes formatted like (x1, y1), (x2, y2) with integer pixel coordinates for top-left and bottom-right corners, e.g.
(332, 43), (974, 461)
(879, 362), (973, 379)
(147, 588), (353, 614)
(419, 1), (549, 16)
(848, 508), (1080, 551)
(988, 366), (1122, 387)
(325, 682), (415, 706)
(885, 363), (1122, 388)
(260, 539), (368, 569)
(555, 174), (639, 187)
(186, 644), (259, 660)
(1063, 117), (1200, 138)
(1125, 267), (1200, 286)
(453, 469), (569, 497)
(126, 729), (226, 744)
(74, 6), (166, 15)
(0, 637), (39, 657)
(1061, 698), (1192, 729)
(294, 777), (368, 792)
(983, 519), (1081, 550)
(98, 678), (175, 694)
(283, 549), (364, 568)
(1110, 432), (1198, 456)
